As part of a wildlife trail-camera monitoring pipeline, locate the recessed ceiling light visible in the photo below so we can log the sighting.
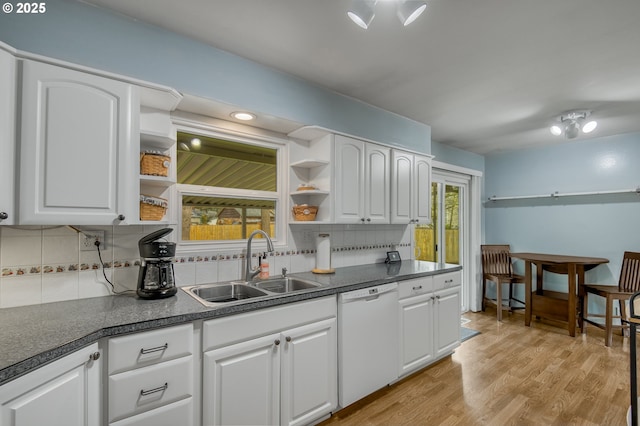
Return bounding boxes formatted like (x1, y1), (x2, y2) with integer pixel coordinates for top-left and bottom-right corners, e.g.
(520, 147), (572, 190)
(230, 111), (256, 121)
(190, 138), (201, 149)
(550, 125), (562, 136)
(582, 120), (598, 133)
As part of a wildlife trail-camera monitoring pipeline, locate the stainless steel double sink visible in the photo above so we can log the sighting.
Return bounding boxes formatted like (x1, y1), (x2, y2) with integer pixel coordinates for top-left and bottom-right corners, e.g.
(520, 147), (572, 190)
(182, 277), (322, 307)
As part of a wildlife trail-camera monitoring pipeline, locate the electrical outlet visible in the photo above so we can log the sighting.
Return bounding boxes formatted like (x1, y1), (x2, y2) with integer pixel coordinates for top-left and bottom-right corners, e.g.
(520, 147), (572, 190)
(81, 231), (105, 251)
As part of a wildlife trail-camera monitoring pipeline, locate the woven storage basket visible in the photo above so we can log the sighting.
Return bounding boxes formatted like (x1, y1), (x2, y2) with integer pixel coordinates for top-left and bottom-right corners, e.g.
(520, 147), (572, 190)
(292, 205), (318, 221)
(140, 195), (168, 221)
(140, 152), (170, 177)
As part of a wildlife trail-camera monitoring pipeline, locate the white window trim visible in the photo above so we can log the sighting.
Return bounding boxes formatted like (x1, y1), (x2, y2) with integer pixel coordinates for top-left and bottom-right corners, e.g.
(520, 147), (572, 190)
(172, 119), (289, 254)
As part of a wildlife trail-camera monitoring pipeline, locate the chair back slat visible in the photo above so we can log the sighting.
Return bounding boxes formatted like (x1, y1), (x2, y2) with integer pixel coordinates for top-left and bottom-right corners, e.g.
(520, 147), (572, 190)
(619, 251), (640, 292)
(481, 244), (513, 276)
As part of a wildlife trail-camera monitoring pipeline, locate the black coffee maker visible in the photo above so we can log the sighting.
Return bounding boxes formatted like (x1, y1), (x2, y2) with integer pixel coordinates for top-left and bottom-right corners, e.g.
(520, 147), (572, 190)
(137, 228), (177, 299)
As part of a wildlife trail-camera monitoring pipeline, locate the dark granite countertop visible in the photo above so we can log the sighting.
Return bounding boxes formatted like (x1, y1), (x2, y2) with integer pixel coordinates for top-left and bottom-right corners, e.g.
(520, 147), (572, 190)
(0, 261), (461, 385)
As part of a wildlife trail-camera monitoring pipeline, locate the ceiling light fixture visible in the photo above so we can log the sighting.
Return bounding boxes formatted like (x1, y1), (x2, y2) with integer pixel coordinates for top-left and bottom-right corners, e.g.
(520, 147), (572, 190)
(549, 110), (597, 139)
(230, 111), (256, 121)
(190, 138), (202, 149)
(347, 0), (427, 29)
(347, 0), (377, 29)
(396, 0), (428, 26)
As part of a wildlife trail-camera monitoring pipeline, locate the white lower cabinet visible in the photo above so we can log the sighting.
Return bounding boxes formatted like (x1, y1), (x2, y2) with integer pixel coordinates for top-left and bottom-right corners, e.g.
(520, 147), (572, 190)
(398, 277), (435, 376)
(202, 296), (337, 426)
(434, 286), (462, 358)
(398, 271), (462, 377)
(106, 324), (194, 425)
(0, 343), (102, 426)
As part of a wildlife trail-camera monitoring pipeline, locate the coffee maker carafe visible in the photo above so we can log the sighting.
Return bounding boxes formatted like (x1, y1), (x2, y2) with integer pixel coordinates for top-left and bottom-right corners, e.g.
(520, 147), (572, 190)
(137, 228), (177, 299)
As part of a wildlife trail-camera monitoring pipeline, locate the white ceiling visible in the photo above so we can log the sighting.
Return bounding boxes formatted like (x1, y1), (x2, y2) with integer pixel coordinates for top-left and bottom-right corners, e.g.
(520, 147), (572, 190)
(81, 0), (640, 154)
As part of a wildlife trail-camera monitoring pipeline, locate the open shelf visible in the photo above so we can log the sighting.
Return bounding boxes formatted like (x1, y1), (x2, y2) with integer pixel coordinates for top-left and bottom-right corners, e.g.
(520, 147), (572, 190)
(290, 159), (330, 169)
(290, 190), (329, 196)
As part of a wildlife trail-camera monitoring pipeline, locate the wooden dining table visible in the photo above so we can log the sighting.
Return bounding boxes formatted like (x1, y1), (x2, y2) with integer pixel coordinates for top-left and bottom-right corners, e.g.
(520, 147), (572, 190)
(510, 253), (609, 336)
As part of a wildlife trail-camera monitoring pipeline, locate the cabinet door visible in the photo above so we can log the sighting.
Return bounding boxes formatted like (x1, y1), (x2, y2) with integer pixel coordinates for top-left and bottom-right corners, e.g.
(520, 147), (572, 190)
(390, 151), (413, 224)
(0, 343), (101, 426)
(434, 286), (461, 358)
(0, 48), (15, 225)
(281, 318), (337, 426)
(398, 294), (435, 376)
(364, 144), (390, 224)
(203, 334), (280, 426)
(334, 135), (364, 223)
(413, 154), (432, 224)
(19, 60), (135, 225)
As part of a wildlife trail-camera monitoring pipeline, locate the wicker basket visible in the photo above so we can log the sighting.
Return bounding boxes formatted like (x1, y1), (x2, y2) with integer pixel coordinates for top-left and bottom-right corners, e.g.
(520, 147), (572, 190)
(292, 205), (318, 221)
(140, 195), (168, 221)
(140, 152), (170, 177)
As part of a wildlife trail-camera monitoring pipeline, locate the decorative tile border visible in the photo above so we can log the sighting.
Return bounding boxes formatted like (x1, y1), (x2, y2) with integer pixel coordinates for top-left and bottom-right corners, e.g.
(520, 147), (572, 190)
(1, 259), (141, 278)
(0, 243), (409, 277)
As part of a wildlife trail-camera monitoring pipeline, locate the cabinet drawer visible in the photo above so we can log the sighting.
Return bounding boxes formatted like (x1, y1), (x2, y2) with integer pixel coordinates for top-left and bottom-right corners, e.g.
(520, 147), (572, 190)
(110, 397), (193, 426)
(108, 323), (193, 375)
(398, 277), (433, 299)
(433, 271), (461, 291)
(108, 355), (193, 422)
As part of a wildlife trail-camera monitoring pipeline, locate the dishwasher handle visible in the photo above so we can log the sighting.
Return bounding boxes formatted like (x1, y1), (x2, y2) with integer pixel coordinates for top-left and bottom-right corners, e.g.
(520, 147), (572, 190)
(340, 282), (398, 302)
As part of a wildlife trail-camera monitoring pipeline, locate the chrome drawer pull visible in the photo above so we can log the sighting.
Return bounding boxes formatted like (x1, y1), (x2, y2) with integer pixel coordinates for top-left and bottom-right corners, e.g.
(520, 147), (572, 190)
(412, 285), (423, 290)
(445, 279), (453, 283)
(140, 343), (168, 355)
(140, 383), (168, 396)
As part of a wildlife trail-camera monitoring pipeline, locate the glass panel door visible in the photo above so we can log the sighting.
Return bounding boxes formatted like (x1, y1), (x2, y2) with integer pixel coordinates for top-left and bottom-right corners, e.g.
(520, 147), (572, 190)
(415, 182), (462, 265)
(415, 175), (468, 312)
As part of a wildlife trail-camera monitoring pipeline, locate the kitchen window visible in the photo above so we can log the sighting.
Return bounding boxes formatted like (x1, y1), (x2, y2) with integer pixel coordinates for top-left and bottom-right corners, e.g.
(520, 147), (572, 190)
(175, 127), (286, 249)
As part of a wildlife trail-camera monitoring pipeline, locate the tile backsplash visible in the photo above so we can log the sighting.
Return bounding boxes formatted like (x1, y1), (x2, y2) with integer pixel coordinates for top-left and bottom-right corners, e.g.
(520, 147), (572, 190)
(0, 224), (413, 308)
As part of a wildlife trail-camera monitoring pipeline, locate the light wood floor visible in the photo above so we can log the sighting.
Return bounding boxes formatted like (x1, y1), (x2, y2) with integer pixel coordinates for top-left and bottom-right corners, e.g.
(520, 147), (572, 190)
(320, 310), (633, 426)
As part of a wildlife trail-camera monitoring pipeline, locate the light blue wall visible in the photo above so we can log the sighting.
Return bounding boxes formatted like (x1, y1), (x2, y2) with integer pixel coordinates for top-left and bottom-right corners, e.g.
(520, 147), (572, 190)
(484, 132), (640, 296)
(431, 141), (484, 172)
(0, 0), (431, 153)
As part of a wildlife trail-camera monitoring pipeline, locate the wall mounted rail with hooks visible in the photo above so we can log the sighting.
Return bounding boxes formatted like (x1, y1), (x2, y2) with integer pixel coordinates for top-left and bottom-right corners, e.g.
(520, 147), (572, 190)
(487, 187), (640, 202)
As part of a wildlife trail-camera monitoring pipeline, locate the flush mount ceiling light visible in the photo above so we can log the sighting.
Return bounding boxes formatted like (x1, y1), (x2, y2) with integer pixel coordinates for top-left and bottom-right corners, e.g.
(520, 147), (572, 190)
(549, 110), (598, 139)
(347, 0), (427, 29)
(230, 111), (256, 121)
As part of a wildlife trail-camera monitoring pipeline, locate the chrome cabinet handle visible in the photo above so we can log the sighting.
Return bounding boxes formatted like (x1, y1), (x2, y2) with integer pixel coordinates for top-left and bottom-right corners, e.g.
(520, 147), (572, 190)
(140, 383), (168, 396)
(445, 279), (454, 284)
(140, 343), (168, 354)
(366, 218), (371, 222)
(285, 336), (292, 343)
(89, 352), (100, 361)
(360, 218), (365, 222)
(274, 339), (281, 346)
(0, 212), (7, 220)
(117, 214), (125, 221)
(412, 285), (423, 291)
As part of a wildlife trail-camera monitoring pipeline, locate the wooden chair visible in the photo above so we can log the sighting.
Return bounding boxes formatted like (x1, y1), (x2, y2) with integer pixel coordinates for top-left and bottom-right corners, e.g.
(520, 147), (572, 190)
(481, 244), (526, 321)
(581, 251), (640, 346)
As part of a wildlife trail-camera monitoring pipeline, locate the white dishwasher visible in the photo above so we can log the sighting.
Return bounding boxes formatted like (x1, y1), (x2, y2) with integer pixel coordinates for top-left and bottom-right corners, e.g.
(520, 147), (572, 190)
(338, 282), (399, 408)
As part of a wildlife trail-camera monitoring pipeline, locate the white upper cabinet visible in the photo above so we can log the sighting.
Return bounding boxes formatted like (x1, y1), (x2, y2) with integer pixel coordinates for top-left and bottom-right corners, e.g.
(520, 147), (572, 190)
(391, 150), (432, 224)
(334, 135), (390, 224)
(0, 47), (15, 225)
(19, 60), (136, 225)
(364, 143), (391, 224)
